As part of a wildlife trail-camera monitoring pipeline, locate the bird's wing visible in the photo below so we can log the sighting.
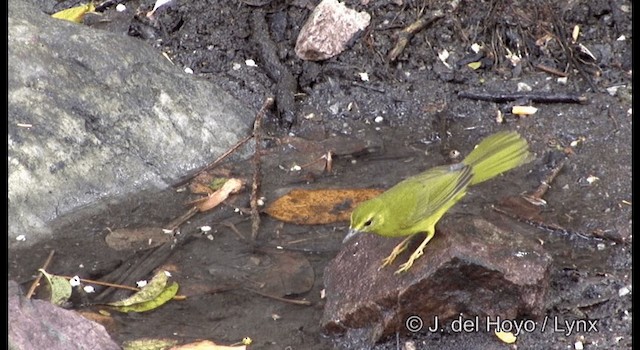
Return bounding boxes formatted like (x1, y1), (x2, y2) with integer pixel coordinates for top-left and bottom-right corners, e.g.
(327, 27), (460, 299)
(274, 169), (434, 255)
(402, 164), (473, 227)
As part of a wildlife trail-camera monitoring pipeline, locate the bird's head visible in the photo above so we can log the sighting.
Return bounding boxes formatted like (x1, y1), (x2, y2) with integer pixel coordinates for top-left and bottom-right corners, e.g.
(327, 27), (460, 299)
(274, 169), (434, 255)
(343, 198), (386, 243)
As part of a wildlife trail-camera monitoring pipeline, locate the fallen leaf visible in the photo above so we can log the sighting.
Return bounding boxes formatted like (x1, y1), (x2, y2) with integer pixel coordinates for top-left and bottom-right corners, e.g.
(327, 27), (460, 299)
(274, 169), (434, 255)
(170, 340), (246, 350)
(123, 338), (179, 350)
(495, 330), (517, 344)
(112, 282), (179, 313)
(195, 178), (244, 212)
(256, 251), (315, 296)
(189, 170), (233, 195)
(109, 270), (169, 307)
(467, 61), (482, 70)
(51, 2), (96, 23)
(39, 269), (72, 306)
(265, 188), (383, 225)
(109, 270), (179, 312)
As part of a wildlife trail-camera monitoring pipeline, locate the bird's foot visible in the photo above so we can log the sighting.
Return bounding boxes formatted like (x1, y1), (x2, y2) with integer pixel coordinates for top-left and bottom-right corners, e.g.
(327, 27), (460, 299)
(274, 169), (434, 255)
(378, 236), (412, 271)
(394, 247), (425, 274)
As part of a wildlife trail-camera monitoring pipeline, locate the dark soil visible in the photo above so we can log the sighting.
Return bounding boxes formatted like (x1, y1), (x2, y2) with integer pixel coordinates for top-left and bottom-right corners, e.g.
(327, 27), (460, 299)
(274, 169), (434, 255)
(10, 0), (632, 349)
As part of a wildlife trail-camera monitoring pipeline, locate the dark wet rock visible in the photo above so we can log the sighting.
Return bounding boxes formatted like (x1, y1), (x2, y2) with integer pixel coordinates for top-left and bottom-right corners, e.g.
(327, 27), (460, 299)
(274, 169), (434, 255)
(321, 212), (552, 344)
(8, 280), (120, 350)
(8, 0), (254, 247)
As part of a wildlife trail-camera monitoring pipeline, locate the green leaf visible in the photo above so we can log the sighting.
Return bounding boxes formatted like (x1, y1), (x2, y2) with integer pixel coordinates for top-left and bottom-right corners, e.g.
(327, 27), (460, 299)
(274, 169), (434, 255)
(39, 269), (72, 306)
(113, 282), (179, 313)
(109, 271), (169, 307)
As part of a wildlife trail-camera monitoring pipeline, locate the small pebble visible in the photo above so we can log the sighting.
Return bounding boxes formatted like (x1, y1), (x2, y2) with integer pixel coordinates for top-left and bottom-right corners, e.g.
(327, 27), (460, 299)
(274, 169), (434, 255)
(618, 286), (631, 297)
(136, 280), (148, 288)
(70, 276), (81, 287)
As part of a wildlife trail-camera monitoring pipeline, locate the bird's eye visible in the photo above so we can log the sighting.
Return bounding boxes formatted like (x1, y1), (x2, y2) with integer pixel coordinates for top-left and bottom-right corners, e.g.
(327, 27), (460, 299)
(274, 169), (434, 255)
(364, 219), (373, 227)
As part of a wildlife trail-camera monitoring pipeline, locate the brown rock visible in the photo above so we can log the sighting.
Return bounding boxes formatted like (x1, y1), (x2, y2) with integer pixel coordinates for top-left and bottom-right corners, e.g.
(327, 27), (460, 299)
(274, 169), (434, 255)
(8, 280), (120, 350)
(321, 212), (552, 344)
(295, 0), (371, 61)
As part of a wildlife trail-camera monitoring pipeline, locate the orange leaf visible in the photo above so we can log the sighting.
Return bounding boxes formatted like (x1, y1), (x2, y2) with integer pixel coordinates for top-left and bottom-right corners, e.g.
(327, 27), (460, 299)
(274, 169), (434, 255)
(264, 188), (384, 225)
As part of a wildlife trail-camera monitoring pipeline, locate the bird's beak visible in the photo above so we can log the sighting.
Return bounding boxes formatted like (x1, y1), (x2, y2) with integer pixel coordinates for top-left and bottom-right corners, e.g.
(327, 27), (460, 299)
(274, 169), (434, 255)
(343, 228), (360, 243)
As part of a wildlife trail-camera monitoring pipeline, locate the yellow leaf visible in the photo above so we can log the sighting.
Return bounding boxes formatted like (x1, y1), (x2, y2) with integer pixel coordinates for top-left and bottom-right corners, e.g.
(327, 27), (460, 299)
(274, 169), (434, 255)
(467, 61), (482, 70)
(495, 330), (517, 344)
(170, 340), (246, 350)
(112, 282), (179, 313)
(264, 188), (384, 225)
(51, 3), (96, 23)
(123, 338), (179, 350)
(108, 270), (169, 307)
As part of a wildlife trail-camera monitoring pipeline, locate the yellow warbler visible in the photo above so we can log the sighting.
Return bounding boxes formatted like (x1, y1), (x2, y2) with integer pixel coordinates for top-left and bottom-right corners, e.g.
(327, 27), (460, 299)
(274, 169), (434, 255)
(344, 131), (533, 274)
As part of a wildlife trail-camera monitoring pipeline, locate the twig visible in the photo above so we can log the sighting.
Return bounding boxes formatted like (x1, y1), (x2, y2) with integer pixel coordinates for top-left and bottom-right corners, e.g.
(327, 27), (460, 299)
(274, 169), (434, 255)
(222, 221), (249, 243)
(26, 250), (55, 299)
(387, 11), (444, 62)
(457, 90), (587, 104)
(164, 206), (199, 232)
(535, 63), (568, 77)
(547, 1), (599, 92)
(251, 97), (274, 241)
(172, 134), (253, 188)
(494, 157), (595, 241)
(58, 274), (187, 300)
(243, 287), (312, 306)
(59, 275), (140, 292)
(528, 159), (566, 201)
(492, 206), (594, 240)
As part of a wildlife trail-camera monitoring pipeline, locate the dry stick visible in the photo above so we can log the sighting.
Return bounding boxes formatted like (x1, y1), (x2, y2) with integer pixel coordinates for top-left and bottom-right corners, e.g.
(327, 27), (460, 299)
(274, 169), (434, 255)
(58, 275), (187, 300)
(548, 2), (599, 92)
(59, 275), (140, 292)
(243, 287), (312, 306)
(164, 206), (199, 232)
(528, 160), (566, 200)
(251, 97), (274, 241)
(387, 11), (444, 62)
(493, 159), (593, 240)
(172, 134), (253, 188)
(26, 250), (55, 299)
(457, 90), (587, 104)
(535, 63), (569, 78)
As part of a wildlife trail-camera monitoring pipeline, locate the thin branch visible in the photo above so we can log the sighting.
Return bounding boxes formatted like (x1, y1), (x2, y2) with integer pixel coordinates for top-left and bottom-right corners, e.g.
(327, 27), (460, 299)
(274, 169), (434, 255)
(172, 134), (253, 188)
(243, 287), (312, 306)
(458, 90), (587, 104)
(26, 250), (55, 298)
(251, 97), (274, 241)
(387, 11), (444, 62)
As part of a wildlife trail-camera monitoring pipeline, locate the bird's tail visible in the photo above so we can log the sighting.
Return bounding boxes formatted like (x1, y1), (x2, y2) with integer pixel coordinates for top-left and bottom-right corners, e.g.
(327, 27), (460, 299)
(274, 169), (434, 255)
(462, 131), (533, 186)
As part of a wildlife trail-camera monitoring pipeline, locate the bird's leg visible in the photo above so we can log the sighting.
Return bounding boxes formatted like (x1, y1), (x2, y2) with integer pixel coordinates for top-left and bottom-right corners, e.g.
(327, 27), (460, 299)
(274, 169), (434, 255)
(395, 230), (435, 274)
(379, 235), (414, 270)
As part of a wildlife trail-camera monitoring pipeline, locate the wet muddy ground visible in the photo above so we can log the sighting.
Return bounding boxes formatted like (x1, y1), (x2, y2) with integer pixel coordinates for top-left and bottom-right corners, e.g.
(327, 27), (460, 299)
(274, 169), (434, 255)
(10, 0), (632, 349)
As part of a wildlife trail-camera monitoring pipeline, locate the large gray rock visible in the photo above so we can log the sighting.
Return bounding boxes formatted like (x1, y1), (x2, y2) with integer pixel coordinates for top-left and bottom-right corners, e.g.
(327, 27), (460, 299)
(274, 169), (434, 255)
(8, 0), (254, 247)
